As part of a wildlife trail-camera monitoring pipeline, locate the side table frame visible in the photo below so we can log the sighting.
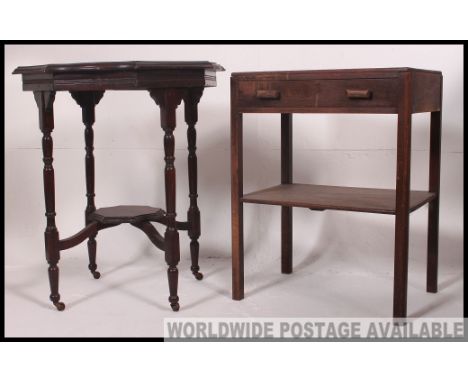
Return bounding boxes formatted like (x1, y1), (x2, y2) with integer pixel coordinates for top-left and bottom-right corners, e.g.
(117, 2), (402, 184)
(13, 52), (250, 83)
(33, 87), (204, 311)
(231, 69), (443, 318)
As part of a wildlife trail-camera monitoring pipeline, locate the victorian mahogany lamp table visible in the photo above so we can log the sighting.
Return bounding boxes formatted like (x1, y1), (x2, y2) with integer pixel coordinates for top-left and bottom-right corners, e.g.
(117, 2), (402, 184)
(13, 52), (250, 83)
(230, 68), (442, 318)
(13, 61), (224, 312)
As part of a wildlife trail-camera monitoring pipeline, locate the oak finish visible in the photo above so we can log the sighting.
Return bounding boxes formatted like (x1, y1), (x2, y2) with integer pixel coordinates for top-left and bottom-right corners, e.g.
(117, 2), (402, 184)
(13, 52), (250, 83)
(242, 184), (436, 215)
(14, 61), (224, 312)
(231, 68), (443, 319)
(231, 77), (244, 301)
(281, 114), (293, 274)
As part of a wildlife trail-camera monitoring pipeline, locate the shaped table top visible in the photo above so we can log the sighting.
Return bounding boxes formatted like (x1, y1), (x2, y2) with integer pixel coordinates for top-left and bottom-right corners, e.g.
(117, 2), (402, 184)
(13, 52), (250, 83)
(13, 61), (225, 91)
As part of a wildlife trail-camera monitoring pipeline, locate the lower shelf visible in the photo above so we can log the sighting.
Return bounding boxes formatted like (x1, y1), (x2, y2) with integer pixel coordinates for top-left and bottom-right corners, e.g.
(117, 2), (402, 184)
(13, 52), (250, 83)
(242, 184), (436, 215)
(90, 205), (165, 224)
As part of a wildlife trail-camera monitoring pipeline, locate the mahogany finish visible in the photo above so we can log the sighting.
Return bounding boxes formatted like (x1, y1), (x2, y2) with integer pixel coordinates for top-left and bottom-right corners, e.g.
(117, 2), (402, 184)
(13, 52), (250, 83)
(89, 205), (165, 224)
(70, 90), (104, 279)
(184, 88), (204, 281)
(231, 68), (443, 319)
(14, 61), (223, 91)
(14, 61), (224, 312)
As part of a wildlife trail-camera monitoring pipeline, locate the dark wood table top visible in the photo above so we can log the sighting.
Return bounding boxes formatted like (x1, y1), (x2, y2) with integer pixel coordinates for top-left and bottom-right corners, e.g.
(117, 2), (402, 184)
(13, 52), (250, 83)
(13, 61), (225, 74)
(13, 61), (225, 91)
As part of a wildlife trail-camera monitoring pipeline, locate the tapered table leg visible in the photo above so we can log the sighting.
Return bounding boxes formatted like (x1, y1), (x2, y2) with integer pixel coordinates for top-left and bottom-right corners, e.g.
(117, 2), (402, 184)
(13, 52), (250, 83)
(71, 91), (104, 279)
(427, 109), (442, 293)
(393, 73), (412, 319)
(184, 88), (204, 281)
(231, 97), (244, 300)
(150, 89), (184, 311)
(34, 90), (65, 311)
(281, 113), (293, 274)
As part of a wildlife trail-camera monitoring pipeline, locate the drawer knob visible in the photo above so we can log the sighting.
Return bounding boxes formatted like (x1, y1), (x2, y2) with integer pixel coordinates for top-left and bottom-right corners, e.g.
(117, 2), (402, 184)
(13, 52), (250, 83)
(256, 90), (281, 100)
(346, 89), (372, 99)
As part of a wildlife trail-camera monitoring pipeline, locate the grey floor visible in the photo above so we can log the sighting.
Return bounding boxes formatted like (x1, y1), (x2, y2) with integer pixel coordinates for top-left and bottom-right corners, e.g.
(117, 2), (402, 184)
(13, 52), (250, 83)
(5, 248), (463, 338)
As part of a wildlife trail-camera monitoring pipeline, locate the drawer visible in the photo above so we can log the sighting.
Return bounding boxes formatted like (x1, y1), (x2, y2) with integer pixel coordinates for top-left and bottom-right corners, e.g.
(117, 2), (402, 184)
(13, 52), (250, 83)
(235, 79), (399, 111)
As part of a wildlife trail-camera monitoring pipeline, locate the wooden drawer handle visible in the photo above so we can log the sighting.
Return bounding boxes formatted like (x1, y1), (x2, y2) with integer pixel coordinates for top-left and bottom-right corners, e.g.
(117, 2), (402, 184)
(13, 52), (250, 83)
(346, 89), (372, 99)
(256, 90), (281, 100)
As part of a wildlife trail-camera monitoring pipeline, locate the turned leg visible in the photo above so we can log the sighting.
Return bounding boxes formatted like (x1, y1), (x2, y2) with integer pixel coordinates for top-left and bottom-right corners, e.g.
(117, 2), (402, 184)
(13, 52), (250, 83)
(231, 101), (244, 300)
(184, 88), (204, 280)
(427, 109), (442, 293)
(71, 91), (104, 279)
(281, 113), (293, 274)
(87, 235), (100, 279)
(393, 73), (412, 319)
(150, 89), (184, 312)
(34, 91), (65, 311)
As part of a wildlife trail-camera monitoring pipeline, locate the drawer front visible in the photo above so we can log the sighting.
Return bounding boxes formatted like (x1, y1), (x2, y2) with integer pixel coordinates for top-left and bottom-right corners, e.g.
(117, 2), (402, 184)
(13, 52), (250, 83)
(235, 79), (399, 111)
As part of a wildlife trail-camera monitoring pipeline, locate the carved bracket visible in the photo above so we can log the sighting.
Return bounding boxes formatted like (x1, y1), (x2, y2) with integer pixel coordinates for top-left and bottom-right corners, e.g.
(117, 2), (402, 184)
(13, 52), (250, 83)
(70, 91), (104, 108)
(70, 91), (105, 125)
(34, 91), (56, 112)
(34, 91), (56, 133)
(149, 88), (185, 128)
(183, 88), (204, 125)
(149, 88), (185, 109)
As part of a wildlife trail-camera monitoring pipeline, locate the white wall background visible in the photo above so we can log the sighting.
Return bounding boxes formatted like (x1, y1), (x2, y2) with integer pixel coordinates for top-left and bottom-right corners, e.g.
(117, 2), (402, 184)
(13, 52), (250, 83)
(5, 45), (463, 292)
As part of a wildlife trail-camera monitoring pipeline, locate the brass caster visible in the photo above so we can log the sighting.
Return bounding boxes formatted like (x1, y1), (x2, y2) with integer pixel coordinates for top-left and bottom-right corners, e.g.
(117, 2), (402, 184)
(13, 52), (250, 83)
(92, 271), (101, 279)
(171, 302), (180, 312)
(53, 302), (66, 311)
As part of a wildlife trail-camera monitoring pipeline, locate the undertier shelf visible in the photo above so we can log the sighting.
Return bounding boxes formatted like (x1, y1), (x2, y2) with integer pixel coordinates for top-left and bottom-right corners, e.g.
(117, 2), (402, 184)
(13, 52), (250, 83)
(242, 184), (436, 215)
(89, 205), (165, 224)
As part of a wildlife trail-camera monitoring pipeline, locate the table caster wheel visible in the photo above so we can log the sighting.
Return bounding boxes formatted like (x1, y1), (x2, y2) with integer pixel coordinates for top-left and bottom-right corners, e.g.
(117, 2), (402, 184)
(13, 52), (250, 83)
(54, 302), (66, 311)
(92, 271), (101, 279)
(171, 302), (180, 312)
(193, 272), (203, 281)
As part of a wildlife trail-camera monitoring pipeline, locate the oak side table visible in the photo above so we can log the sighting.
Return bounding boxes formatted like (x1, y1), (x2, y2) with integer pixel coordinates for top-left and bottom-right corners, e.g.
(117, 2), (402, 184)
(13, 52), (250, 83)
(14, 61), (224, 312)
(230, 68), (442, 318)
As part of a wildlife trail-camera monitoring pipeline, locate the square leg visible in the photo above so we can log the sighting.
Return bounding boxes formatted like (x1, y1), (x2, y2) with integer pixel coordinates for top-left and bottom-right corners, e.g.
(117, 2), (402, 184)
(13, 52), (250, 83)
(393, 75), (412, 319)
(231, 109), (244, 300)
(281, 114), (293, 274)
(427, 110), (442, 293)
